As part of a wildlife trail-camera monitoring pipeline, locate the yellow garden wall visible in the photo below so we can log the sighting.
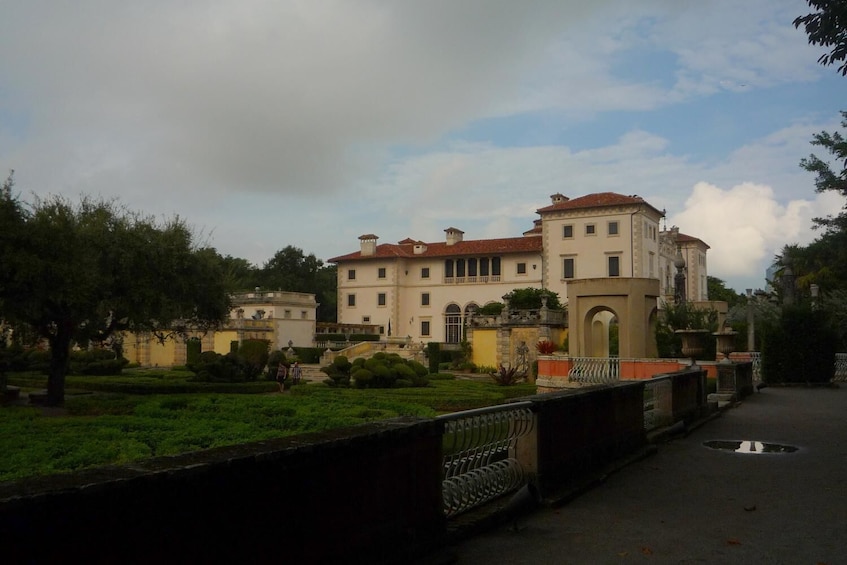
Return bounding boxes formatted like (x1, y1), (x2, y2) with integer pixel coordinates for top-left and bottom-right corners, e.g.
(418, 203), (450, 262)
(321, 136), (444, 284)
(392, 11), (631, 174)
(471, 329), (497, 369)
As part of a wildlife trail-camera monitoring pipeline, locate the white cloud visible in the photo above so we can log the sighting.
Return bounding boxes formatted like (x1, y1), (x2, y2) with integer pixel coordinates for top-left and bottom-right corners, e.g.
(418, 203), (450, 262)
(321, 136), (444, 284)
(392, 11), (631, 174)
(0, 0), (840, 294)
(669, 181), (838, 289)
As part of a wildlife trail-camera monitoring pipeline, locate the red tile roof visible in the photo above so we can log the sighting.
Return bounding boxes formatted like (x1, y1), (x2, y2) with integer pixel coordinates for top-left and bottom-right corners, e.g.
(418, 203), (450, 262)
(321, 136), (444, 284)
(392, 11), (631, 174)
(329, 236), (543, 263)
(537, 192), (664, 216)
(677, 232), (710, 249)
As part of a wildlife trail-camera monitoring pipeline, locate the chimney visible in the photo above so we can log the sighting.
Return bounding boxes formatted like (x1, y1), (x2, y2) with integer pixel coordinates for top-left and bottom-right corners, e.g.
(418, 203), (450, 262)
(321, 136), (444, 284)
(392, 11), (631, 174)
(445, 227), (464, 246)
(359, 234), (378, 256)
(550, 193), (569, 205)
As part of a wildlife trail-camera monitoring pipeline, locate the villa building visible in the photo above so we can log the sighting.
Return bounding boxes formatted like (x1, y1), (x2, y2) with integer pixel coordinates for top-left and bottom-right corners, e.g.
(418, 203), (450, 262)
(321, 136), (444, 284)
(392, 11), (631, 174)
(329, 192), (710, 344)
(122, 289), (318, 367)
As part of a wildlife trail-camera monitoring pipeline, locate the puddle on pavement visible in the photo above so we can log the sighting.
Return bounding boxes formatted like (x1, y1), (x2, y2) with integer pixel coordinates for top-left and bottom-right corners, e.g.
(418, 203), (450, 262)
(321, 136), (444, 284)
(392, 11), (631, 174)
(703, 440), (799, 454)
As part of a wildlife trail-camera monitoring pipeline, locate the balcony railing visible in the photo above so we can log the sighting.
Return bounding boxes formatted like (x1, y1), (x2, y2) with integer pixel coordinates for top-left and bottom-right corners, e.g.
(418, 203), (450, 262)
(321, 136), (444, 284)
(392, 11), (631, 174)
(438, 401), (534, 518)
(835, 353), (847, 382)
(443, 275), (501, 284)
(567, 356), (621, 384)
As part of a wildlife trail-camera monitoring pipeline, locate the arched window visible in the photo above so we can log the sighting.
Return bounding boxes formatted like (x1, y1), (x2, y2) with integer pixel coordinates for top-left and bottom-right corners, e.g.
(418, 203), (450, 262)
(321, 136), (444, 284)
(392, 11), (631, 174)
(445, 304), (462, 343)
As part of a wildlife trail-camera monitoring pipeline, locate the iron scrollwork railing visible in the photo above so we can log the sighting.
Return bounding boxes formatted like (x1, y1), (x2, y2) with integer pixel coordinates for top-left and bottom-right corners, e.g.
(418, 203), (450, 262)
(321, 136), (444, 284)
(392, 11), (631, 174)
(438, 401), (534, 518)
(568, 357), (621, 384)
(750, 352), (762, 384)
(835, 353), (847, 382)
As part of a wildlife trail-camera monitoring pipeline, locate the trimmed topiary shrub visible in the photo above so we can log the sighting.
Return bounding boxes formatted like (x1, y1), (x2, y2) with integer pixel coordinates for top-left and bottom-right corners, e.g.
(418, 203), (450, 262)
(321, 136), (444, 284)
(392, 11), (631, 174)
(186, 338), (202, 368)
(427, 342), (440, 374)
(352, 368), (374, 388)
(323, 353), (430, 389)
(236, 339), (270, 381)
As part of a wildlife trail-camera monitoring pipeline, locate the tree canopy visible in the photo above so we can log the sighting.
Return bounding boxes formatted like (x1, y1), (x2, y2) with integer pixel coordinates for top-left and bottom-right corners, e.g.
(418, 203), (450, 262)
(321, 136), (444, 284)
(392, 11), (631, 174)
(253, 245), (337, 322)
(0, 178), (232, 405)
(707, 276), (744, 308)
(794, 0), (847, 76)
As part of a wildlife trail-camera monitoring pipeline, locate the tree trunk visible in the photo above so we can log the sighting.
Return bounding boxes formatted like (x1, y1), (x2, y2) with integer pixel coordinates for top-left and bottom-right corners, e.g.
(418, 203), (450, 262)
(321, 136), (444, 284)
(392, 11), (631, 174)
(46, 326), (72, 406)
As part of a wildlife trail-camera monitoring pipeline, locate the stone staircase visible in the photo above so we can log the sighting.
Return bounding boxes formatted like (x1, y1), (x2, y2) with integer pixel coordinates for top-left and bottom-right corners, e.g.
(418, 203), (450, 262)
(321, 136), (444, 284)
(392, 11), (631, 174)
(319, 339), (427, 366)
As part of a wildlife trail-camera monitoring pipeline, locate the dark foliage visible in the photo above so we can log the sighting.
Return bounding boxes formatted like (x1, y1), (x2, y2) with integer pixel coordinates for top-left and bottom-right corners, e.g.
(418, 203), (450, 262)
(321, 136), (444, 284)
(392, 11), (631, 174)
(761, 304), (838, 383)
(794, 0), (847, 76)
(490, 364), (521, 386)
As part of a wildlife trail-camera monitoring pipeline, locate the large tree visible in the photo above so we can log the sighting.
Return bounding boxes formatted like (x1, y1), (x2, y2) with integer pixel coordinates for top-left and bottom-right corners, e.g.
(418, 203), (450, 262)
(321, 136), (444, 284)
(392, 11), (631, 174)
(0, 181), (231, 405)
(798, 111), (847, 233)
(707, 276), (744, 308)
(257, 245), (337, 322)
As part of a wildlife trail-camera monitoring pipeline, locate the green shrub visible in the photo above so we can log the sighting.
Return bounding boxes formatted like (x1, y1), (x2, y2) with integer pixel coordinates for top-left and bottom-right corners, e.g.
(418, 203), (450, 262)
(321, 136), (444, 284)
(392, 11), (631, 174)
(477, 302), (504, 315)
(237, 339), (270, 381)
(69, 349), (128, 376)
(333, 355), (352, 372)
(409, 360), (428, 378)
(352, 368), (374, 388)
(428, 373), (456, 380)
(349, 333), (379, 341)
(490, 365), (521, 386)
(186, 338), (202, 368)
(189, 351), (248, 383)
(427, 342), (440, 373)
(504, 288), (563, 310)
(291, 347), (323, 364)
(80, 358), (129, 376)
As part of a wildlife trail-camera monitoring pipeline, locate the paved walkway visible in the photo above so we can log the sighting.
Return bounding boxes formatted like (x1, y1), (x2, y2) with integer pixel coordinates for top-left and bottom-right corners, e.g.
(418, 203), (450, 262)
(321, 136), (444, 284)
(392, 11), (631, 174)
(444, 386), (847, 564)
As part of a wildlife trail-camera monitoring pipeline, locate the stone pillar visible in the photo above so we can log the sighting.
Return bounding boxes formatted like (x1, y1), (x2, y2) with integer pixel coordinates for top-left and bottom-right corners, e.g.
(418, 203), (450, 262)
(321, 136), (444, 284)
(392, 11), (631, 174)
(746, 288), (754, 351)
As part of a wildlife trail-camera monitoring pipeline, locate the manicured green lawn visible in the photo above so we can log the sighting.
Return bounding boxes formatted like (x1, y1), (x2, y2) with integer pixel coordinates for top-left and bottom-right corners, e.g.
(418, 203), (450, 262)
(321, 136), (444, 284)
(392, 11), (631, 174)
(1, 373), (536, 483)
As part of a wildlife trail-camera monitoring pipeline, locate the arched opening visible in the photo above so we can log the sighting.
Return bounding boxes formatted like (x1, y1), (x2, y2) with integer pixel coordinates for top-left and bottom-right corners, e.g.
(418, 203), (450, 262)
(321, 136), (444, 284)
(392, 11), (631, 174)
(584, 307), (619, 357)
(445, 304), (462, 343)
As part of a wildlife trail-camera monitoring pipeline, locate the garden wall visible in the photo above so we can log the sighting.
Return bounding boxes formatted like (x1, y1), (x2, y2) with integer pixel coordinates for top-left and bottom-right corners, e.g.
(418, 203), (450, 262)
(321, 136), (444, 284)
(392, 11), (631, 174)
(0, 382), (682, 563)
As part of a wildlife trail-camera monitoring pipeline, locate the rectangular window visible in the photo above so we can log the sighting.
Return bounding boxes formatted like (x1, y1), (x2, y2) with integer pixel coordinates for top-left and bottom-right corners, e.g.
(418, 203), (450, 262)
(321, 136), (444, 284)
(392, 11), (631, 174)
(492, 257), (501, 276)
(377, 292), (386, 306)
(585, 224), (596, 236)
(348, 269), (356, 280)
(284, 310), (291, 318)
(468, 258), (478, 276)
(378, 267), (386, 279)
(480, 258), (489, 276)
(517, 262), (527, 275)
(347, 294), (356, 307)
(421, 292), (430, 306)
(563, 224), (574, 239)
(563, 258), (575, 279)
(363, 316), (371, 323)
(420, 320), (431, 337)
(444, 260), (454, 278)
(456, 259), (466, 277)
(608, 221), (619, 236)
(301, 311), (307, 319)
(608, 256), (620, 277)
(421, 267), (430, 279)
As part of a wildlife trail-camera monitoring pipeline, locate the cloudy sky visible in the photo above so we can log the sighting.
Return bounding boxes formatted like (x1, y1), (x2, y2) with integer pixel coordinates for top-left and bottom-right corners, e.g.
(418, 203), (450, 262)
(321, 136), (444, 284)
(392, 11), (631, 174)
(1, 0), (844, 293)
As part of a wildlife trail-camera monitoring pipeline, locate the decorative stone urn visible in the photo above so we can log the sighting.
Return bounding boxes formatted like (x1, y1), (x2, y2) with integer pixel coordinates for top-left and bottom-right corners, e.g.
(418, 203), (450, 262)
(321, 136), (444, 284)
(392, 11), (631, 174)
(676, 329), (709, 368)
(713, 328), (738, 364)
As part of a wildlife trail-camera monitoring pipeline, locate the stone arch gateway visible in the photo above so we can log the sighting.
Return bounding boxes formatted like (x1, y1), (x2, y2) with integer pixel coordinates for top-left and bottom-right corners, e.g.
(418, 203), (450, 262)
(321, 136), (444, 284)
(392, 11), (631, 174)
(566, 278), (660, 358)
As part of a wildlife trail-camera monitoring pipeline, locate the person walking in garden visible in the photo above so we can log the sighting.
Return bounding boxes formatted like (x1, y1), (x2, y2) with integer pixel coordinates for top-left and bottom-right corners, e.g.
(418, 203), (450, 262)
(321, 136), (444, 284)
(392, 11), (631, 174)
(291, 361), (302, 385)
(276, 362), (288, 392)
